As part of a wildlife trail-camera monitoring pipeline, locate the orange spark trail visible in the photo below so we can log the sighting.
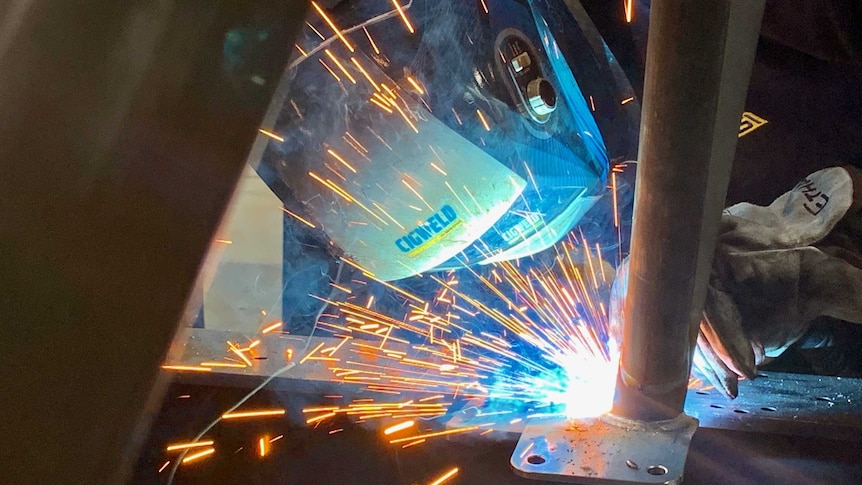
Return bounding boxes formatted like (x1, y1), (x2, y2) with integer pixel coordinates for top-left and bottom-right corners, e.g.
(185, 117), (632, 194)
(390, 0), (415, 34)
(166, 440), (214, 452)
(363, 27), (380, 54)
(221, 409), (285, 420)
(311, 1), (354, 52)
(258, 128), (284, 142)
(429, 467), (460, 485)
(181, 447), (215, 465)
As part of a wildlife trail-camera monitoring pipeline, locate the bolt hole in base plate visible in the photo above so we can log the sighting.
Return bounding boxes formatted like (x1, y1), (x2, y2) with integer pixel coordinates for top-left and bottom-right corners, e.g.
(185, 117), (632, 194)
(646, 465), (668, 476)
(511, 414), (697, 484)
(527, 455), (547, 465)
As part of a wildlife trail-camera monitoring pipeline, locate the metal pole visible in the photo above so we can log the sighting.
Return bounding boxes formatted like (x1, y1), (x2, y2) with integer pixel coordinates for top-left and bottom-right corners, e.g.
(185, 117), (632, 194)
(612, 0), (765, 421)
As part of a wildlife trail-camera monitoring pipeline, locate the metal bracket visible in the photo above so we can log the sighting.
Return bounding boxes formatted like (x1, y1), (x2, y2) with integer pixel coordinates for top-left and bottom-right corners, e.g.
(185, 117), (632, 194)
(511, 413), (698, 484)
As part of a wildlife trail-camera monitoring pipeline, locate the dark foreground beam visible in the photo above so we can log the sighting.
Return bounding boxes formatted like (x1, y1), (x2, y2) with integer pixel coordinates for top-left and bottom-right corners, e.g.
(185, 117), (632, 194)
(0, 2), (306, 484)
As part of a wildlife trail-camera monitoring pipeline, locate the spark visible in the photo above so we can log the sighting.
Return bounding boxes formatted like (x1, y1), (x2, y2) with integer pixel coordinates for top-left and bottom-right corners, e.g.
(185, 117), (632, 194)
(327, 149), (358, 174)
(295, 44), (308, 57)
(383, 420), (416, 435)
(430, 162), (447, 176)
(370, 97), (394, 113)
(303, 406), (339, 413)
(166, 440), (214, 452)
(345, 132), (368, 153)
(624, 0), (634, 23)
(372, 202), (406, 230)
(399, 438), (424, 448)
(308, 172), (389, 225)
(228, 341), (254, 367)
(199, 362), (247, 369)
(326, 232), (615, 416)
(306, 412), (336, 424)
(258, 129), (284, 142)
(476, 109), (491, 131)
(189, 211), (623, 458)
(300, 341), (329, 364)
(388, 426), (479, 444)
(331, 283), (352, 294)
(390, 0), (415, 34)
(429, 467), (459, 485)
(368, 127), (393, 150)
(329, 428), (344, 434)
(363, 27), (380, 54)
(258, 436), (268, 457)
(213, 239), (232, 244)
(589, 95), (596, 111)
(611, 171), (619, 227)
(382, 85), (419, 133)
(339, 256), (376, 277)
(311, 1), (354, 52)
(325, 50), (357, 84)
(306, 21), (325, 40)
(319, 59), (341, 82)
(372, 90), (391, 104)
(596, 243), (607, 282)
(221, 409), (285, 420)
(352, 57), (380, 91)
(270, 435), (284, 443)
(451, 108), (463, 125)
(282, 207), (317, 228)
(406, 76), (425, 94)
(621, 96), (634, 105)
(161, 365), (211, 372)
(262, 321), (283, 334)
(158, 461), (170, 473)
(523, 161), (542, 200)
(479, 0), (489, 13)
(181, 447), (215, 465)
(401, 179), (434, 210)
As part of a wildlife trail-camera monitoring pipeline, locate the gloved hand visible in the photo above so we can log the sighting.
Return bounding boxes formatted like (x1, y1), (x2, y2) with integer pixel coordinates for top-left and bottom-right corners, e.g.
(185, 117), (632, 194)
(695, 166), (862, 398)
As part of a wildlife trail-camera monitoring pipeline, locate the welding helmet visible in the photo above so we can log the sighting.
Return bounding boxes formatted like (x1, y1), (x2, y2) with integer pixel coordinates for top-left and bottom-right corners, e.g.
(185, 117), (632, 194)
(252, 0), (636, 281)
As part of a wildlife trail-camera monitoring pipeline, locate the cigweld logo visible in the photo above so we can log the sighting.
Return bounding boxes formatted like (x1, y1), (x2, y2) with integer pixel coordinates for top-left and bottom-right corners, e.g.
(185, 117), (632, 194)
(395, 205), (462, 257)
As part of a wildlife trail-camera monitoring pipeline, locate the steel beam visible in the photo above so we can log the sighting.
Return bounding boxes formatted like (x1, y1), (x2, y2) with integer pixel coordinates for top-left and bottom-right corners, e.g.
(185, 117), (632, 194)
(613, 0), (766, 421)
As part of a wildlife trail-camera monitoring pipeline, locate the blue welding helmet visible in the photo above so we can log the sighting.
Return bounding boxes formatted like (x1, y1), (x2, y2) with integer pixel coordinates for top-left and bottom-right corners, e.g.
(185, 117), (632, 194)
(253, 0), (636, 280)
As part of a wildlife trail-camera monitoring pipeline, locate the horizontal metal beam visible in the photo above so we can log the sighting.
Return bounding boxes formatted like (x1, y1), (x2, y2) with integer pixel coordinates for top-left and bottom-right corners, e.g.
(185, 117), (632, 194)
(169, 328), (862, 442)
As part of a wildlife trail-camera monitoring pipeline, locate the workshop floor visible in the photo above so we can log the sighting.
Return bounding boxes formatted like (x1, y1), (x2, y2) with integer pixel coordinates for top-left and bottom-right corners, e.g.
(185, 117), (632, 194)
(137, 9), (862, 485)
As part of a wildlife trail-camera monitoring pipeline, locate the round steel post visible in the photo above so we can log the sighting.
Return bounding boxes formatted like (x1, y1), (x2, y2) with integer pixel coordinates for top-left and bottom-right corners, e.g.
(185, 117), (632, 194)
(612, 0), (765, 421)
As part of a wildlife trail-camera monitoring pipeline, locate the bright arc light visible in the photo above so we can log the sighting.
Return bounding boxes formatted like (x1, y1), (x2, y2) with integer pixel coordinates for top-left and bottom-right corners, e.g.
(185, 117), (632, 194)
(555, 344), (619, 418)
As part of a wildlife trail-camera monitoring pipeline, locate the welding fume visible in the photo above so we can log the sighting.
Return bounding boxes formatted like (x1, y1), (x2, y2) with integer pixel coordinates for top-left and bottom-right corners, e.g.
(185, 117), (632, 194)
(250, 0), (862, 408)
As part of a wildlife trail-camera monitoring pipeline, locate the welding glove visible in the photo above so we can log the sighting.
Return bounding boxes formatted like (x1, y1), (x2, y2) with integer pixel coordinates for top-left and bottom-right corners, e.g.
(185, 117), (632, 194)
(695, 166), (862, 398)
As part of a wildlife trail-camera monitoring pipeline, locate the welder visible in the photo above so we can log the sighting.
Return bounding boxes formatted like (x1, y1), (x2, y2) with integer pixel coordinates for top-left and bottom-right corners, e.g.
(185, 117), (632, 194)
(261, 0), (862, 397)
(694, 165), (862, 397)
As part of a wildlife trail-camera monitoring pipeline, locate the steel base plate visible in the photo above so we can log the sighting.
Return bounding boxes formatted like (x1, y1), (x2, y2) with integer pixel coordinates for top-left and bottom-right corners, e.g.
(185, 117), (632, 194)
(511, 413), (698, 484)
